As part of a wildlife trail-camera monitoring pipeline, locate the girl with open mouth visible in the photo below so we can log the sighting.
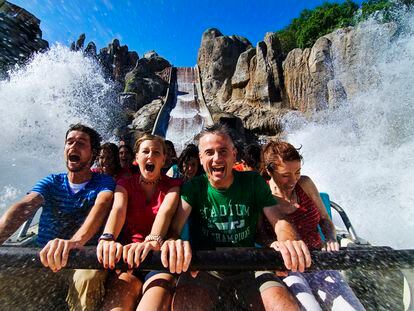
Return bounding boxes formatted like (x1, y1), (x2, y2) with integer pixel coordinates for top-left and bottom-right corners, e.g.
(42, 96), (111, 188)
(96, 134), (182, 310)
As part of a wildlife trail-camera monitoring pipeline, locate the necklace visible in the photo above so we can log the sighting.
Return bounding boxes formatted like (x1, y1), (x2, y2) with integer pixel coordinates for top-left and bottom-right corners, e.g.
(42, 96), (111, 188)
(139, 175), (160, 185)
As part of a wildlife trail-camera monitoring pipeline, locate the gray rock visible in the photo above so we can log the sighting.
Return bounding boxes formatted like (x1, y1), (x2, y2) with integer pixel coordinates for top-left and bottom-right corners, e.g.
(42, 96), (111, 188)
(131, 98), (164, 132)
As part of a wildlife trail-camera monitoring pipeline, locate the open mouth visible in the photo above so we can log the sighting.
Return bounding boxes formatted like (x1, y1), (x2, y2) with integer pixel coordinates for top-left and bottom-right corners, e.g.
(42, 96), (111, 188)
(145, 163), (155, 172)
(68, 155), (80, 162)
(212, 166), (225, 173)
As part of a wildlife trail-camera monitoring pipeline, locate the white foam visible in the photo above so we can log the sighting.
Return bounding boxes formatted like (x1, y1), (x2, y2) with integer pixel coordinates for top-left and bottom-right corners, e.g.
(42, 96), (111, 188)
(285, 8), (414, 248)
(0, 45), (120, 213)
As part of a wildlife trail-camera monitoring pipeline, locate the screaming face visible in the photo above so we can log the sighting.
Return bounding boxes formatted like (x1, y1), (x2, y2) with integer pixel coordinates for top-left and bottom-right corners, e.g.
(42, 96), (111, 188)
(65, 130), (93, 173)
(136, 140), (165, 181)
(199, 133), (236, 189)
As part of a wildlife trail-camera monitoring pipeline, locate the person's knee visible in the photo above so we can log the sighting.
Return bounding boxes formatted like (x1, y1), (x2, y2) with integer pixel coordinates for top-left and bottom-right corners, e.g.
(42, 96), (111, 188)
(261, 286), (300, 311)
(117, 272), (142, 294)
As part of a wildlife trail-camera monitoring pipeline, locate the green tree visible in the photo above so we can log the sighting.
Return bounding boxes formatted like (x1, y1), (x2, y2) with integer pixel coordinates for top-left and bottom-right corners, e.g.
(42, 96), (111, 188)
(275, 0), (412, 56)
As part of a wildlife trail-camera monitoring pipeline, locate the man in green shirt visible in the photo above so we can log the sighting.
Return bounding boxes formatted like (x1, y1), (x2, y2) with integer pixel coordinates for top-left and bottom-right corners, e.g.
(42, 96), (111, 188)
(162, 123), (311, 310)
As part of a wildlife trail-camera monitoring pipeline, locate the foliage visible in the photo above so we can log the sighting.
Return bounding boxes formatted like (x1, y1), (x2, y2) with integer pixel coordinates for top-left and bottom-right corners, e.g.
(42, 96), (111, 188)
(275, 0), (410, 56)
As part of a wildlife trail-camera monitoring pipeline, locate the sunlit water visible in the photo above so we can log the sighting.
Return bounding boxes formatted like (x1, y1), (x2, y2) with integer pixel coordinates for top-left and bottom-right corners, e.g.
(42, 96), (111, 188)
(284, 9), (414, 249)
(165, 67), (210, 154)
(0, 45), (121, 213)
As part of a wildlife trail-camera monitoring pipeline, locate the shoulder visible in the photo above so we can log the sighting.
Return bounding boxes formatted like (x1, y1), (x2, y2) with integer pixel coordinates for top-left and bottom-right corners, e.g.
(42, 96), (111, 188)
(298, 175), (315, 191)
(33, 173), (64, 187)
(297, 175), (320, 198)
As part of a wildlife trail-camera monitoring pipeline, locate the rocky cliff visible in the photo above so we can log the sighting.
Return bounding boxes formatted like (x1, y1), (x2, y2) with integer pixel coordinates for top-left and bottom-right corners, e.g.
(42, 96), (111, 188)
(197, 22), (398, 136)
(0, 0), (49, 77)
(283, 22), (398, 113)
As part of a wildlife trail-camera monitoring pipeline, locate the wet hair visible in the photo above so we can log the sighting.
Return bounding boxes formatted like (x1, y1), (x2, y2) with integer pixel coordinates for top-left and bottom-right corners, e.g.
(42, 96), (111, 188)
(242, 143), (263, 171)
(178, 144), (204, 176)
(198, 123), (237, 147)
(99, 142), (121, 172)
(263, 140), (303, 174)
(65, 123), (101, 163)
(134, 134), (166, 155)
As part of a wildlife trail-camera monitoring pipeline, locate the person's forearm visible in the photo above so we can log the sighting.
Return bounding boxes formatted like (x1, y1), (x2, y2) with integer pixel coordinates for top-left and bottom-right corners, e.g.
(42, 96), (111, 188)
(274, 219), (299, 241)
(102, 205), (126, 239)
(70, 201), (112, 246)
(0, 196), (41, 245)
(0, 204), (29, 244)
(319, 218), (337, 241)
(150, 209), (175, 238)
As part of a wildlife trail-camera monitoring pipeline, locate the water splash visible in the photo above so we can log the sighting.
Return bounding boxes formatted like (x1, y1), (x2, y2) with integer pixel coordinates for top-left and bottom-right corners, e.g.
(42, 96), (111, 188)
(0, 45), (121, 213)
(285, 8), (414, 249)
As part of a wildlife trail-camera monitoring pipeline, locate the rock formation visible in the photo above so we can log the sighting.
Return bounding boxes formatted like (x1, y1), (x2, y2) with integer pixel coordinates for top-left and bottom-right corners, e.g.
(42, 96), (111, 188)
(197, 22), (398, 136)
(283, 22), (398, 113)
(124, 51), (171, 110)
(70, 34), (139, 87)
(0, 0), (49, 77)
(197, 29), (287, 136)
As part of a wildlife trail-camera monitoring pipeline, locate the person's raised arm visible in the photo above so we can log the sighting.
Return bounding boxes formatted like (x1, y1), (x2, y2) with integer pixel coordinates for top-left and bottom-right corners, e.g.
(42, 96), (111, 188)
(300, 176), (339, 251)
(0, 192), (43, 245)
(97, 185), (128, 269)
(263, 204), (311, 272)
(39, 189), (114, 272)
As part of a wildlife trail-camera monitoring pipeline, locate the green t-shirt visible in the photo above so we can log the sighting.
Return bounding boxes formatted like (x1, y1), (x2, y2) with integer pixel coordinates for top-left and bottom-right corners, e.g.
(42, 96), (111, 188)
(181, 170), (277, 249)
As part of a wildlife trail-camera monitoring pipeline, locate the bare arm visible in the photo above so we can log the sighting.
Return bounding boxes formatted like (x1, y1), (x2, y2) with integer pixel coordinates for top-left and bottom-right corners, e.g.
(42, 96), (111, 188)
(40, 189), (114, 271)
(100, 185), (128, 239)
(159, 197), (193, 274)
(149, 186), (180, 238)
(263, 204), (299, 241)
(299, 176), (336, 240)
(0, 192), (43, 245)
(167, 197), (192, 239)
(70, 190), (114, 246)
(263, 204), (311, 272)
(97, 185), (127, 269)
(299, 176), (338, 250)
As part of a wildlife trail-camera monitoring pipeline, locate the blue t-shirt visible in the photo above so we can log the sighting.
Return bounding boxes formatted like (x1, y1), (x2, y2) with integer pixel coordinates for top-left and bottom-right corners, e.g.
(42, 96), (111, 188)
(31, 173), (115, 247)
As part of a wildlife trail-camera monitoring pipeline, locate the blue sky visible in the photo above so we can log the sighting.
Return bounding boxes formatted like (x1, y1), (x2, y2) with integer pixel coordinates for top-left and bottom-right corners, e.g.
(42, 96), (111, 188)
(12, 0), (361, 66)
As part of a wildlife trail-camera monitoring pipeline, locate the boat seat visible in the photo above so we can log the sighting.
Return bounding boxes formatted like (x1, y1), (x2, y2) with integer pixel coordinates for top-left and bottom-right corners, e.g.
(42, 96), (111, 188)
(318, 192), (332, 241)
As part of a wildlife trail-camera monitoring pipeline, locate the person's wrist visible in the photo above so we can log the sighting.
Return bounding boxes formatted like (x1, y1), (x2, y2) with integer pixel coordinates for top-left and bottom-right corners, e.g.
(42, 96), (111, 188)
(144, 234), (164, 248)
(98, 233), (115, 243)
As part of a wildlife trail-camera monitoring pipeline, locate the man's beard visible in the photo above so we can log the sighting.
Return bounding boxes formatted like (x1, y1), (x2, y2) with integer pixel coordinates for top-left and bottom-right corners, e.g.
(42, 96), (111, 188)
(66, 160), (90, 172)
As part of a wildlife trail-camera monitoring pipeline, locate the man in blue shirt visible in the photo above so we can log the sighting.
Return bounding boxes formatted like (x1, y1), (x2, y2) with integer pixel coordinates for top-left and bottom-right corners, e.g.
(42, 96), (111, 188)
(0, 123), (115, 310)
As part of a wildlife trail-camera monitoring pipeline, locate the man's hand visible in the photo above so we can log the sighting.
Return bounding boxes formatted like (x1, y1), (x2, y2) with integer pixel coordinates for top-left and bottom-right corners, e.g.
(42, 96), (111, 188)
(270, 240), (311, 272)
(160, 239), (192, 274)
(96, 240), (123, 269)
(39, 238), (80, 272)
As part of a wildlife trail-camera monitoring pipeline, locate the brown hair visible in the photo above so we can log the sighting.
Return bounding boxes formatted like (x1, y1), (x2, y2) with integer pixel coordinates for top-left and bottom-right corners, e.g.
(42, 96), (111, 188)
(133, 134), (166, 155)
(263, 140), (302, 174)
